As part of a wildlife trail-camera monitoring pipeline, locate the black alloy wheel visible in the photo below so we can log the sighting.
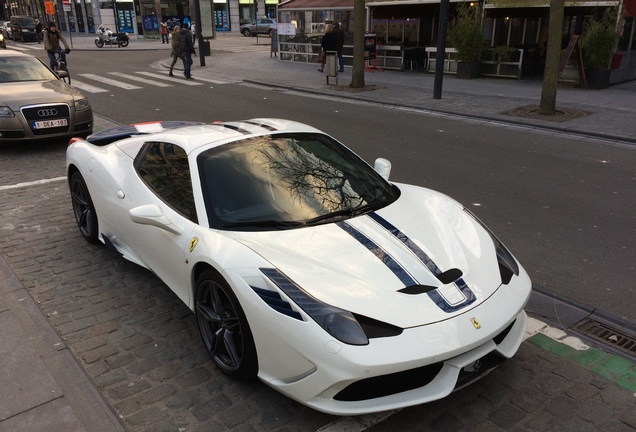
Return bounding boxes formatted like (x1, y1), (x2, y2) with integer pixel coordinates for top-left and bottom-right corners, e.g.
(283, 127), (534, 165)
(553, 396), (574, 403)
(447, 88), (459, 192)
(242, 28), (251, 37)
(70, 171), (99, 243)
(195, 269), (257, 380)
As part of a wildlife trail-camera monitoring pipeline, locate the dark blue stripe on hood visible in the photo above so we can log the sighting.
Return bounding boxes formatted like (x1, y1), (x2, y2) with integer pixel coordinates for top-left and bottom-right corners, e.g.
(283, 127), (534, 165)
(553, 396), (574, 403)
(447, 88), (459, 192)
(335, 221), (417, 286)
(336, 213), (476, 313)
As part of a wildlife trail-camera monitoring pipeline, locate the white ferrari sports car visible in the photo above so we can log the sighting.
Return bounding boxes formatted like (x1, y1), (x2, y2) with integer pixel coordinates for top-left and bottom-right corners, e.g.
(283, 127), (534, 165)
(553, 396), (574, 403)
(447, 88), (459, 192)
(66, 119), (532, 415)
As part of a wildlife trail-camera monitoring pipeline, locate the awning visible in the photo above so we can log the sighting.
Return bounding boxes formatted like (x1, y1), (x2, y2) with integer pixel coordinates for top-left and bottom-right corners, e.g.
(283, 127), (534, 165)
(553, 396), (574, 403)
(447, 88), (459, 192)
(278, 0), (353, 9)
(484, 0), (619, 7)
(367, 0), (463, 6)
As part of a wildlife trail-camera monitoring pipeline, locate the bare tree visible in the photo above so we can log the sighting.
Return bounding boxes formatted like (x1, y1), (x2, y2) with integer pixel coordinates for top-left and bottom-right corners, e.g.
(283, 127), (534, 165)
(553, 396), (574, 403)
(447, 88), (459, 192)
(350, 0), (366, 88)
(539, 0), (565, 114)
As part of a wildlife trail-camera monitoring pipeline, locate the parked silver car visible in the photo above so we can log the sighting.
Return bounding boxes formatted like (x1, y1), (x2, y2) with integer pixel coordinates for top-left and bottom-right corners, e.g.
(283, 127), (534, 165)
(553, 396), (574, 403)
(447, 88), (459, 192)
(240, 18), (277, 37)
(0, 50), (93, 143)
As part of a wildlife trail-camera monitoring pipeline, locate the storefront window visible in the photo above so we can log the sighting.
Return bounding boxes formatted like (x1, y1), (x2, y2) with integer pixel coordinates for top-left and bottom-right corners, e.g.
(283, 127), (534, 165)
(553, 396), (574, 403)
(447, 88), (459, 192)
(85, 0), (95, 32)
(214, 0), (230, 31)
(141, 0), (158, 37)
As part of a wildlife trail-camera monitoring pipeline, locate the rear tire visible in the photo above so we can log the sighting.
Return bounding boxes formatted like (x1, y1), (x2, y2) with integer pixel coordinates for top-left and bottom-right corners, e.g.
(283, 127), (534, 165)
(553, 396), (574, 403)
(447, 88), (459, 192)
(195, 269), (258, 380)
(119, 39), (129, 47)
(70, 171), (99, 243)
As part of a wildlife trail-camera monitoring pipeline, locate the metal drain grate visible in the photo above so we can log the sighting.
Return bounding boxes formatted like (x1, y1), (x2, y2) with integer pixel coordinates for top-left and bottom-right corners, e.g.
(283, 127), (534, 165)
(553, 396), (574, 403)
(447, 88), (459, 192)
(573, 318), (636, 358)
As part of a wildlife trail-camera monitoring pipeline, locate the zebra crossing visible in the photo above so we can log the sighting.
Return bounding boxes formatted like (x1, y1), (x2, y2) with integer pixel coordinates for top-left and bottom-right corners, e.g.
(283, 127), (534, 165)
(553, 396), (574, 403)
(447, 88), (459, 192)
(4, 45), (239, 93)
(73, 72), (239, 93)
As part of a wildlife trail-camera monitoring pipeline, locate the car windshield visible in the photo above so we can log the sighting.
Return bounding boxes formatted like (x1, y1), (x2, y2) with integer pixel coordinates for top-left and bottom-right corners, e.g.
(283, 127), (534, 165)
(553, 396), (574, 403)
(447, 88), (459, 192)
(0, 56), (58, 83)
(198, 132), (399, 230)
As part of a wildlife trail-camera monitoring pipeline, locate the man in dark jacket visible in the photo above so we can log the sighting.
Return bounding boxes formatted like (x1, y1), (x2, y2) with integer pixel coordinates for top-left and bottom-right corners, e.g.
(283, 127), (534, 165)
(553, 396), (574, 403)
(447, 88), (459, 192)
(179, 24), (196, 79)
(332, 22), (345, 72)
(43, 22), (70, 71)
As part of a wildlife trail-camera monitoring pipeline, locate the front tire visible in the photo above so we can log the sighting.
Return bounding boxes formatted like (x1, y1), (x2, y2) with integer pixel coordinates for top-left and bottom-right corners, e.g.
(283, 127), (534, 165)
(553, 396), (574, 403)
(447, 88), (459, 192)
(70, 171), (99, 243)
(95, 38), (104, 48)
(242, 28), (251, 37)
(195, 269), (257, 380)
(59, 62), (70, 85)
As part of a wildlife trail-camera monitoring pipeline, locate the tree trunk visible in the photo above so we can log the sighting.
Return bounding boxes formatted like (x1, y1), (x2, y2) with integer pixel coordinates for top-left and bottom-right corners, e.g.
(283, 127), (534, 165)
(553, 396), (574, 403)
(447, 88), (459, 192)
(539, 0), (565, 114)
(350, 0), (366, 88)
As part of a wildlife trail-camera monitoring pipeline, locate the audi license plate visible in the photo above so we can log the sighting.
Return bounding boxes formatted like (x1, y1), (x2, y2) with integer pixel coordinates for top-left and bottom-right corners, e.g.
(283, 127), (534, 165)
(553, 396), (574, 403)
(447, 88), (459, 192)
(33, 119), (68, 129)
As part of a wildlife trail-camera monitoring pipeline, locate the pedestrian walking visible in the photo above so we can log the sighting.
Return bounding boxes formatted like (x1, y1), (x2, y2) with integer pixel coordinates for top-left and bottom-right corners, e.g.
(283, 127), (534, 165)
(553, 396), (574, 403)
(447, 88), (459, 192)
(160, 21), (169, 44)
(332, 22), (345, 72)
(318, 24), (336, 73)
(35, 19), (43, 44)
(179, 23), (196, 79)
(168, 25), (185, 77)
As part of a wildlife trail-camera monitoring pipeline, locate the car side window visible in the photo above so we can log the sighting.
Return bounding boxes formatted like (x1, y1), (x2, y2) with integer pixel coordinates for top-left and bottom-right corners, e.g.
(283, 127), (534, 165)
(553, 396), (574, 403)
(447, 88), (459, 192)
(136, 141), (198, 223)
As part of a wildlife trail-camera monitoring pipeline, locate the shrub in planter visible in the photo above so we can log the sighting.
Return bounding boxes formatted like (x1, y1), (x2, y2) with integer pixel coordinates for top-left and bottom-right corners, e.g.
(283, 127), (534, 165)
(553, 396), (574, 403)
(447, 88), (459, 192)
(492, 45), (517, 64)
(448, 2), (483, 78)
(580, 8), (620, 89)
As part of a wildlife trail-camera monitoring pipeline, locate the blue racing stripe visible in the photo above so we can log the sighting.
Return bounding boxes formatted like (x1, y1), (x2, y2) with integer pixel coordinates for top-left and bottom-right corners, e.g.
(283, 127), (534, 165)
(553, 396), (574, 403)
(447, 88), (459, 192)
(368, 212), (476, 313)
(335, 221), (417, 287)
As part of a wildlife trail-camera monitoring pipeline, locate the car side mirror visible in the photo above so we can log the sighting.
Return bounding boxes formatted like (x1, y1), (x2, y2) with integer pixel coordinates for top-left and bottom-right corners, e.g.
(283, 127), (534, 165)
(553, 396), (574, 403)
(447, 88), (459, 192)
(129, 204), (183, 235)
(57, 70), (69, 79)
(374, 158), (391, 181)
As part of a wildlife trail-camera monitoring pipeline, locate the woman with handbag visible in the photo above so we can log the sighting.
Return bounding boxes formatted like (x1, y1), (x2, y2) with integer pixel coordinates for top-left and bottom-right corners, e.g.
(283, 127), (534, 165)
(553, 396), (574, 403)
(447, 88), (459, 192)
(318, 25), (337, 73)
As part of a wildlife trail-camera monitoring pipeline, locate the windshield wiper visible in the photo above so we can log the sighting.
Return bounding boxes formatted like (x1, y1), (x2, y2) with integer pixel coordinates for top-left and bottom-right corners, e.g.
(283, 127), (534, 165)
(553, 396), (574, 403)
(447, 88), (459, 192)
(222, 220), (305, 229)
(304, 199), (394, 226)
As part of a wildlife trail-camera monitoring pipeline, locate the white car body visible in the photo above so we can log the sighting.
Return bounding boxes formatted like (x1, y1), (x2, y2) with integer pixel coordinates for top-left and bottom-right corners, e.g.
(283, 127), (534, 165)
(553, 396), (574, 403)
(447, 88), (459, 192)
(66, 119), (531, 415)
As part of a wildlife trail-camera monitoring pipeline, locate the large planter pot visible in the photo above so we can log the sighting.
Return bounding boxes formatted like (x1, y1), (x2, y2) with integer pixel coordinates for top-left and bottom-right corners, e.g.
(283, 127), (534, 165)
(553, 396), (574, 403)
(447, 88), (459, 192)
(585, 69), (611, 90)
(456, 61), (480, 79)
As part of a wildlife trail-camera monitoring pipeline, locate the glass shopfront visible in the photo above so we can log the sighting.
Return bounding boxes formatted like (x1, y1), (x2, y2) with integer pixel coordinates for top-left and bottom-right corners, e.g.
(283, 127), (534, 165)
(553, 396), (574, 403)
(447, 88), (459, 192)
(214, 0), (230, 31)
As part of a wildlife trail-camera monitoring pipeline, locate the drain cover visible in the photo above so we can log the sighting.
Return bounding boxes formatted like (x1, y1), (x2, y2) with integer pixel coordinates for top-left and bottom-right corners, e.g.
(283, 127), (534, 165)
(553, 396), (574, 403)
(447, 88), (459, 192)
(573, 318), (636, 358)
(501, 105), (592, 123)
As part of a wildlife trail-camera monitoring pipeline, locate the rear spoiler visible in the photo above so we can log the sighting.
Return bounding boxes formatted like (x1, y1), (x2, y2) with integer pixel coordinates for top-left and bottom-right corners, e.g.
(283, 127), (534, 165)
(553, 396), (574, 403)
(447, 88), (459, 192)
(85, 121), (206, 146)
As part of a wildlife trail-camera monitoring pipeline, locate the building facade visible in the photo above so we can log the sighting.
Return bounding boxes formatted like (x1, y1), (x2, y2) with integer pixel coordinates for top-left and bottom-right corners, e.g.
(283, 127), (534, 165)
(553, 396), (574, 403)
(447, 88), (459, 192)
(0, 0), (279, 38)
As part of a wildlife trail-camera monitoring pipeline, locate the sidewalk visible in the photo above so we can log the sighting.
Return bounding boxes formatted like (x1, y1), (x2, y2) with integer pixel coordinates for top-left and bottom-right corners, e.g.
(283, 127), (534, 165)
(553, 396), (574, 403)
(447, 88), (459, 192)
(1, 32), (635, 432)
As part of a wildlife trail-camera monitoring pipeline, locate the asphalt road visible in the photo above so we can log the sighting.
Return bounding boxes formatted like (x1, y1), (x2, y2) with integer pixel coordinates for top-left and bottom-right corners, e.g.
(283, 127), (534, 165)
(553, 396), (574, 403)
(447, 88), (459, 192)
(19, 49), (636, 325)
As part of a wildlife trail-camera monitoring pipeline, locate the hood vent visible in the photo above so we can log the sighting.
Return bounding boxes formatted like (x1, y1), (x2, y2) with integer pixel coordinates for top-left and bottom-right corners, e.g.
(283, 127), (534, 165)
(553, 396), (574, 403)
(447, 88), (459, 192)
(398, 285), (438, 295)
(437, 268), (463, 285)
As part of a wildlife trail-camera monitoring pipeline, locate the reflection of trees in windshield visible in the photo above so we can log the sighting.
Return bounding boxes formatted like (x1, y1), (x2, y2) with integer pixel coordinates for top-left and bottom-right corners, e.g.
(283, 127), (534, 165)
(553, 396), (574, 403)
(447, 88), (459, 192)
(250, 135), (365, 215)
(199, 133), (392, 226)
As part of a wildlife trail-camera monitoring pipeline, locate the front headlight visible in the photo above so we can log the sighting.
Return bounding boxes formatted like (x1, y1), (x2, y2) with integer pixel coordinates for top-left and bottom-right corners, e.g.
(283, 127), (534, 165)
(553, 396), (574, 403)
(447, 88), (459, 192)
(0, 105), (14, 117)
(261, 268), (369, 345)
(464, 208), (519, 284)
(74, 97), (90, 111)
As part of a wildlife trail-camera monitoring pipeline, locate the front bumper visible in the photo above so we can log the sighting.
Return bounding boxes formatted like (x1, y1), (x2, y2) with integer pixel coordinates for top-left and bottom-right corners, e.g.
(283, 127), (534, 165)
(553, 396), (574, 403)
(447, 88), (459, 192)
(0, 103), (93, 143)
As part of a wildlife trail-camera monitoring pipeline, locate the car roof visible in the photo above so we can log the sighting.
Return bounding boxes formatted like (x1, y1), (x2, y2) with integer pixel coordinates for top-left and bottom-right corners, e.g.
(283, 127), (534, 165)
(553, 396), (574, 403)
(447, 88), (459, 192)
(114, 118), (322, 155)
